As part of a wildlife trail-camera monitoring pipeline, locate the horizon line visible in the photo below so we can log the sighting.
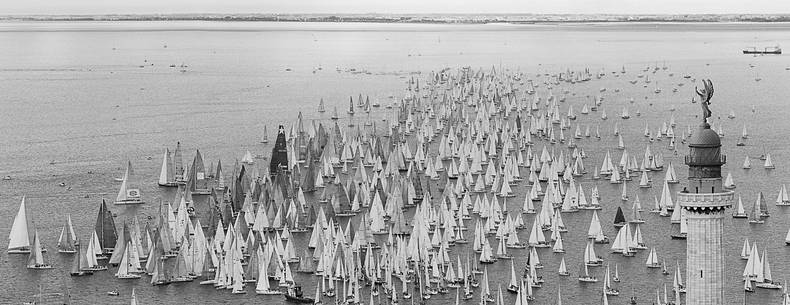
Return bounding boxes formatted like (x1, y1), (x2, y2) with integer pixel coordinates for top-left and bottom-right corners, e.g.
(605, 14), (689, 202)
(4, 12), (790, 17)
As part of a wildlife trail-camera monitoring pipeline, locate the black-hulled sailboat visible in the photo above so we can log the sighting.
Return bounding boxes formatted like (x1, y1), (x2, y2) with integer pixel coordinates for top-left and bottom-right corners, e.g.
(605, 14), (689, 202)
(270, 125), (289, 178)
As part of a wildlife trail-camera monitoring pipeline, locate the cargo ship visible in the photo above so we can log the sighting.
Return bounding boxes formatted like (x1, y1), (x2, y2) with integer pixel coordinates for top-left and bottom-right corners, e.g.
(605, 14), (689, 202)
(742, 46), (781, 54)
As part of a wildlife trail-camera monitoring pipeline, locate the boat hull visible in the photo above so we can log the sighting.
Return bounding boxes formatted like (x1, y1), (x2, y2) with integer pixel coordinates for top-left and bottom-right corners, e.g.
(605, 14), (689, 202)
(7, 248), (31, 254)
(114, 199), (145, 205)
(284, 295), (315, 303)
(743, 50), (781, 54)
(70, 271), (93, 276)
(256, 290), (283, 295)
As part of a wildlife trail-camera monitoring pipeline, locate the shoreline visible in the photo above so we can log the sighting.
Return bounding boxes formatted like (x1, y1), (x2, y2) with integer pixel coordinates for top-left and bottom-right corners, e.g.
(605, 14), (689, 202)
(3, 14), (790, 24)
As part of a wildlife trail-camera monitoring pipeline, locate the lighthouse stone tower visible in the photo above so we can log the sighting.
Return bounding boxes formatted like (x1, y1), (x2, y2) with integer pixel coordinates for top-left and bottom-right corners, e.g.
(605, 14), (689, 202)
(679, 79), (734, 305)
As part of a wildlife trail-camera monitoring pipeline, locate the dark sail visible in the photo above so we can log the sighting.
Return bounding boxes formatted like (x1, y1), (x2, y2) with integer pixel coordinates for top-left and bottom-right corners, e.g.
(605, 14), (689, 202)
(95, 199), (118, 253)
(269, 125), (289, 177)
(614, 207), (626, 225)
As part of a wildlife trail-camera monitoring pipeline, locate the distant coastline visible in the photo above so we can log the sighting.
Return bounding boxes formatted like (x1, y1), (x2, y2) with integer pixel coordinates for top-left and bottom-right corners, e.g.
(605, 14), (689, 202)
(3, 13), (790, 24)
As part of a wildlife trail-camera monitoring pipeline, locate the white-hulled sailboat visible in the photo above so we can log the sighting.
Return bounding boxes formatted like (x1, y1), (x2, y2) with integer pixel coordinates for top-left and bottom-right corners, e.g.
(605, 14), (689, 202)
(256, 258), (282, 294)
(558, 257), (569, 276)
(755, 249), (783, 289)
(743, 156), (751, 169)
(506, 261), (519, 293)
(158, 148), (178, 187)
(777, 184), (790, 206)
(646, 248), (661, 268)
(741, 238), (751, 259)
(733, 195), (748, 218)
(8, 196), (31, 254)
(115, 243), (141, 279)
(764, 153), (775, 169)
(27, 230), (53, 269)
(604, 264), (619, 296)
(578, 262), (597, 282)
(673, 261), (686, 294)
(115, 161), (144, 205)
(723, 172), (736, 189)
(57, 214), (78, 253)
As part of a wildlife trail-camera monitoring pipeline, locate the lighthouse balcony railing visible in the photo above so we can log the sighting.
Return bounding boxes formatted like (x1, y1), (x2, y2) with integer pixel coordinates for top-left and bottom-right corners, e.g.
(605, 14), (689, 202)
(684, 154), (726, 166)
(678, 192), (734, 207)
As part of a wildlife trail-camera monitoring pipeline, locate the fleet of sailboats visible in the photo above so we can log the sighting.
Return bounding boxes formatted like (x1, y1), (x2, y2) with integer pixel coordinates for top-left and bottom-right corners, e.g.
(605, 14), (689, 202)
(5, 64), (784, 305)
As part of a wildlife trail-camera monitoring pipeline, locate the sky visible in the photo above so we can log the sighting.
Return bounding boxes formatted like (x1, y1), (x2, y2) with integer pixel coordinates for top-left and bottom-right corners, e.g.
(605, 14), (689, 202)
(3, 0), (790, 15)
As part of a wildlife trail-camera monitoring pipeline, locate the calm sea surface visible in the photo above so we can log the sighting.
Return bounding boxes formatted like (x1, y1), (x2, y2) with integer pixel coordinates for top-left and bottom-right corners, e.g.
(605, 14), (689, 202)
(1, 21), (790, 304)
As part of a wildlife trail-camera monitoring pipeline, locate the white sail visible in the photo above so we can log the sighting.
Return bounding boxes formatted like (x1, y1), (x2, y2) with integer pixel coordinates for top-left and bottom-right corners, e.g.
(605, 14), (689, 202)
(724, 172), (736, 189)
(8, 196), (30, 253)
(27, 230), (48, 268)
(558, 257), (568, 274)
(115, 161), (144, 204)
(158, 148), (174, 186)
(777, 184), (790, 205)
(741, 238), (751, 259)
(764, 153), (775, 169)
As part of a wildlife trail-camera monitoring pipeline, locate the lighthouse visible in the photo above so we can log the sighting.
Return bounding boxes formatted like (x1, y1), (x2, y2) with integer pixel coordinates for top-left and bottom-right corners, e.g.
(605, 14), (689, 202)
(679, 79), (734, 305)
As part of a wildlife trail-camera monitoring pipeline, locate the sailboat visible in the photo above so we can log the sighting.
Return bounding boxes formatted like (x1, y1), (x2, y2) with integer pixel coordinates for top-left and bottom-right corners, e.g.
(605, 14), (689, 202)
(777, 184), (790, 205)
(115, 243), (142, 279)
(506, 261), (519, 293)
(741, 238), (751, 259)
(645, 248), (661, 268)
(578, 262), (598, 282)
(57, 214), (78, 253)
(733, 195), (748, 218)
(764, 153), (775, 169)
(723, 172), (736, 189)
(755, 250), (783, 289)
(262, 125), (270, 143)
(673, 261), (686, 294)
(157, 148), (178, 187)
(613, 207), (626, 228)
(8, 196), (32, 254)
(256, 258), (282, 294)
(26, 230), (53, 269)
(347, 97), (355, 115)
(604, 264), (619, 296)
(70, 240), (93, 276)
(749, 192), (768, 224)
(95, 199), (118, 255)
(151, 257), (170, 286)
(115, 161), (144, 204)
(317, 98), (325, 113)
(558, 257), (569, 276)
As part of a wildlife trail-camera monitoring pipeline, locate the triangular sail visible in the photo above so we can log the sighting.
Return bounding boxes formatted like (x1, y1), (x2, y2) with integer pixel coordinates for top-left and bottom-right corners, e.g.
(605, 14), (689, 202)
(8, 196), (31, 253)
